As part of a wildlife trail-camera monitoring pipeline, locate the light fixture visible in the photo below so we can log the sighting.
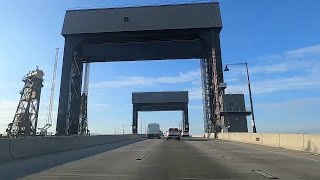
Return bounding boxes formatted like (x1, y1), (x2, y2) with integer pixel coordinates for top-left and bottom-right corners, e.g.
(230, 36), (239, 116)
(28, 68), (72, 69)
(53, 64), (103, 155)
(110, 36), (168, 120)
(224, 65), (229, 71)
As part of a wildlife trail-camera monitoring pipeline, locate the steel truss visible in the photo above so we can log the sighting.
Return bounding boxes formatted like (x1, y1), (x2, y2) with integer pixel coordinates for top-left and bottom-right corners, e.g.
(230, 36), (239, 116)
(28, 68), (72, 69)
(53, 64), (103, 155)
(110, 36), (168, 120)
(6, 69), (44, 137)
(201, 47), (224, 133)
(66, 52), (83, 135)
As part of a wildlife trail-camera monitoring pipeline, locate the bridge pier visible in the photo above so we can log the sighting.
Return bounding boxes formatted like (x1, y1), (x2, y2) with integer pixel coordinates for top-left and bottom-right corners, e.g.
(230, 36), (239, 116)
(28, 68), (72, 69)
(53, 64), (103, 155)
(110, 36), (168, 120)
(56, 38), (84, 136)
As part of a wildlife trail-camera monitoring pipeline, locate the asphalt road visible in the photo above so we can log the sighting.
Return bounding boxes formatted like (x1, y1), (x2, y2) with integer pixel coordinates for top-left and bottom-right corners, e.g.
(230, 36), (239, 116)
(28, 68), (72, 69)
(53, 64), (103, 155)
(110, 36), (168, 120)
(1, 138), (320, 180)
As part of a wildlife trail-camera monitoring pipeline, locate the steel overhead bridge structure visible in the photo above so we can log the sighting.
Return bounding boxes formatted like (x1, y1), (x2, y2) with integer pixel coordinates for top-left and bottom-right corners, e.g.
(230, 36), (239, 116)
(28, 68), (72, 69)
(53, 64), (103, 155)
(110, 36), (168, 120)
(56, 2), (226, 136)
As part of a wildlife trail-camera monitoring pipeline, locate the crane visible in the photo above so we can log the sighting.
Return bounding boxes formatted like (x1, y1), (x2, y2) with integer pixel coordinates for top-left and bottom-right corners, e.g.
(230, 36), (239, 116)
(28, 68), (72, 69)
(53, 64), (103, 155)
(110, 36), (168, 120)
(39, 48), (59, 136)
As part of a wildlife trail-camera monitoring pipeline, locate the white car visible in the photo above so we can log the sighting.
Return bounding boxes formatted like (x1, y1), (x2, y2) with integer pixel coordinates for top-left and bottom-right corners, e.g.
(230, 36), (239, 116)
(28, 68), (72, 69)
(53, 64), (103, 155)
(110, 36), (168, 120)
(166, 128), (180, 140)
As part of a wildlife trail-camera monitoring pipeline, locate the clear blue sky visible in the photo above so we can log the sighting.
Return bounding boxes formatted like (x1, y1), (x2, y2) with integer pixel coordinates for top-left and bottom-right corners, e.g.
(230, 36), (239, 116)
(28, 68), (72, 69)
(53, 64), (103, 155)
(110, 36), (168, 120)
(0, 0), (319, 135)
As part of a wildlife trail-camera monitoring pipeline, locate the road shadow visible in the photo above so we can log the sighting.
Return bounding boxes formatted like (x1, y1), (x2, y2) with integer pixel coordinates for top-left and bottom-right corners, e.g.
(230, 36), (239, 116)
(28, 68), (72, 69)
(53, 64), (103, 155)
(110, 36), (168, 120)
(0, 138), (145, 180)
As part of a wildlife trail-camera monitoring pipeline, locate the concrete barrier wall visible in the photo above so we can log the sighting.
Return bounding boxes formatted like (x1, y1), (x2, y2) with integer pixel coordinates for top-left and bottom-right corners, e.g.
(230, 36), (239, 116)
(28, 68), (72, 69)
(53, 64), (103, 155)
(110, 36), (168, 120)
(241, 133), (251, 143)
(279, 134), (304, 151)
(234, 133), (242, 142)
(262, 134), (280, 147)
(230, 133), (236, 141)
(0, 134), (138, 163)
(211, 133), (320, 154)
(249, 133), (263, 145)
(303, 134), (320, 154)
(216, 133), (226, 140)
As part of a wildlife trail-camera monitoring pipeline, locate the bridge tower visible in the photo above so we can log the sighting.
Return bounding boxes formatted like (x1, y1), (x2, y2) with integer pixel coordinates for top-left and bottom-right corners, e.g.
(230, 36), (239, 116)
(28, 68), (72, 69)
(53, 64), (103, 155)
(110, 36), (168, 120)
(6, 68), (44, 137)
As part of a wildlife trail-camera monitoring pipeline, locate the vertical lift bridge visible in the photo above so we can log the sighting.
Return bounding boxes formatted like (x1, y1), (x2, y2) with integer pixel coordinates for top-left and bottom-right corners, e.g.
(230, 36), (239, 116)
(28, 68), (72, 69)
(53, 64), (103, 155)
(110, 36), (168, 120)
(57, 2), (225, 135)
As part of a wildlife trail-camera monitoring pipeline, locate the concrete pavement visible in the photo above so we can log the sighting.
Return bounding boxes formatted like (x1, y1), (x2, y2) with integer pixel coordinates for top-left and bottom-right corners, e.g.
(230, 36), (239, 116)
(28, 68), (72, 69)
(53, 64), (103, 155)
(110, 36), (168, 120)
(0, 138), (319, 179)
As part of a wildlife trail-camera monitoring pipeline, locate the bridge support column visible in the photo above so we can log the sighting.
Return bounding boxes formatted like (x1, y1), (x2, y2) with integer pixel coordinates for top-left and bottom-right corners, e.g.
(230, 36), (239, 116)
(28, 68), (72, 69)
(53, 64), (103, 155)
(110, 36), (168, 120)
(56, 38), (83, 136)
(182, 104), (189, 131)
(68, 55), (83, 135)
(210, 29), (224, 133)
(132, 105), (138, 134)
(200, 29), (224, 134)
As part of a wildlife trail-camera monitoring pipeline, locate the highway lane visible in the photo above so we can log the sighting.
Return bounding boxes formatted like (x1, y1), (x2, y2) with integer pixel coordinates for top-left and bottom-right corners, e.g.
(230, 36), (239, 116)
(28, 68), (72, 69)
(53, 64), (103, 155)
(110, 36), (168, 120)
(1, 138), (319, 179)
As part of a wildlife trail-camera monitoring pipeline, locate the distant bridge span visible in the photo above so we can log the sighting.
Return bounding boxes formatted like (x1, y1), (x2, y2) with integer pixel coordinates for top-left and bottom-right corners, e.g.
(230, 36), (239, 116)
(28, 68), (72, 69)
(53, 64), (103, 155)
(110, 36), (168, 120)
(132, 91), (189, 133)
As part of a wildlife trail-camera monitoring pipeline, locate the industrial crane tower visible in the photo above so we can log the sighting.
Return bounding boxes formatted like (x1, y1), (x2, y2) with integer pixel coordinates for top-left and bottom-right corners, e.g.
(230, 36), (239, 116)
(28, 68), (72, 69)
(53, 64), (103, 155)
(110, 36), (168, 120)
(39, 48), (59, 135)
(6, 68), (44, 138)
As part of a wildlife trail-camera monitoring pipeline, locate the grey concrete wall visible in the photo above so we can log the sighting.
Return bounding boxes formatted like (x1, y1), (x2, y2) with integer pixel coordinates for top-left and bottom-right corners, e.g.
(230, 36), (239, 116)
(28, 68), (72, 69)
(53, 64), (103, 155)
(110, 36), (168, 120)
(207, 133), (320, 154)
(0, 135), (138, 163)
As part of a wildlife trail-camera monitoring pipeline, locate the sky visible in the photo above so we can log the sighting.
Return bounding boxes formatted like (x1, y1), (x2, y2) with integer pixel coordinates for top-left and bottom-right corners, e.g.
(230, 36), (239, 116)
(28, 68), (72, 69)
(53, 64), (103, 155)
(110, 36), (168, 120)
(0, 0), (319, 135)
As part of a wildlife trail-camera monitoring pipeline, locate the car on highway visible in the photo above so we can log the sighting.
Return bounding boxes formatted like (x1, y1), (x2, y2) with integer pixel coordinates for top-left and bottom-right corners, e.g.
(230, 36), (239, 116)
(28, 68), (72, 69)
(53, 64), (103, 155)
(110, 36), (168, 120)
(167, 128), (180, 140)
(181, 130), (189, 137)
(158, 130), (164, 138)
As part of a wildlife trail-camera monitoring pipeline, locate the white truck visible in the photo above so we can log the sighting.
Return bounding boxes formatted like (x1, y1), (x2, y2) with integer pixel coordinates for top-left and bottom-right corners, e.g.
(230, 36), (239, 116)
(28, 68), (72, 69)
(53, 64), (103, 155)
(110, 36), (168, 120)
(147, 123), (161, 139)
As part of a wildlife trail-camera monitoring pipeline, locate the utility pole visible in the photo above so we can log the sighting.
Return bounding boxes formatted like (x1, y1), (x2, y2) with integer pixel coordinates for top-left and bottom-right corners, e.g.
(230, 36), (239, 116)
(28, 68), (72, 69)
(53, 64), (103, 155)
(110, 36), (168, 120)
(122, 124), (125, 135)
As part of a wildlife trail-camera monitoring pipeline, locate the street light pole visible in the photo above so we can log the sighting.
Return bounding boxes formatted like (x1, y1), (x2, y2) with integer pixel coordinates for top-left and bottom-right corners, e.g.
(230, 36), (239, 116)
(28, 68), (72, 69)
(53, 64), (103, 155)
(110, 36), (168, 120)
(245, 63), (257, 133)
(224, 62), (257, 133)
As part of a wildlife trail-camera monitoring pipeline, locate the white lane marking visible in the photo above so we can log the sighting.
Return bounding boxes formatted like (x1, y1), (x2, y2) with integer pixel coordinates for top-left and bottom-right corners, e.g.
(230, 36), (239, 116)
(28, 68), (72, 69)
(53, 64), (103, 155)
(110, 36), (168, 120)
(221, 155), (231, 160)
(137, 151), (149, 160)
(233, 142), (320, 162)
(252, 170), (278, 179)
